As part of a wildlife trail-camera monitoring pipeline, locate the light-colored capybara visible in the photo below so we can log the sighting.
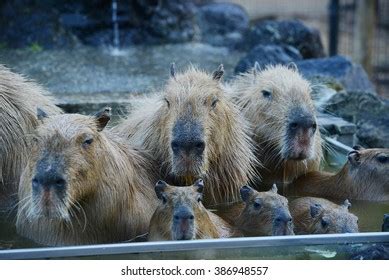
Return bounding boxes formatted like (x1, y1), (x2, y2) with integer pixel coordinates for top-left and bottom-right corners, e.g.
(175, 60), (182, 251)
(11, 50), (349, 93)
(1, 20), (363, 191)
(16, 108), (158, 246)
(289, 197), (359, 234)
(148, 179), (240, 241)
(226, 64), (322, 191)
(0, 65), (62, 209)
(219, 184), (294, 236)
(287, 146), (389, 201)
(116, 64), (257, 206)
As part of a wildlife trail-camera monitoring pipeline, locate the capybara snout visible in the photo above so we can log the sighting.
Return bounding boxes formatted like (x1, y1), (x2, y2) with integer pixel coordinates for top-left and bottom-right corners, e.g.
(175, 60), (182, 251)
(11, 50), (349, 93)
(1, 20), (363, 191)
(172, 205), (195, 240)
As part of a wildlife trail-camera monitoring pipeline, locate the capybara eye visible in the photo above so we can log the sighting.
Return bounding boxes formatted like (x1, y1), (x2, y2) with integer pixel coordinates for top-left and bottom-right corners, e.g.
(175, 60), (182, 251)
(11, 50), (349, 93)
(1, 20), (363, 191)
(321, 219), (329, 228)
(290, 122), (298, 130)
(211, 98), (219, 108)
(82, 137), (94, 148)
(261, 90), (272, 99)
(377, 155), (388, 164)
(164, 98), (170, 108)
(312, 123), (317, 132)
(174, 215), (179, 221)
(253, 201), (261, 209)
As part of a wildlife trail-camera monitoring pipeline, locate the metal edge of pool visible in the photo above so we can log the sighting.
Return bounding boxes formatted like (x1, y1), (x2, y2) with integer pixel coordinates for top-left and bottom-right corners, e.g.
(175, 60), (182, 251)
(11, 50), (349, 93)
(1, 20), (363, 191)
(1, 232), (389, 260)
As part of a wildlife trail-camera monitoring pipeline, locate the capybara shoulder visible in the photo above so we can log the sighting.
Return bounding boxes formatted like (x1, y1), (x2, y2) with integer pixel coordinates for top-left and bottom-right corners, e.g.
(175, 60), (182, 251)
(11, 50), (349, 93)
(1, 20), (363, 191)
(148, 179), (240, 241)
(16, 108), (158, 246)
(289, 197), (359, 234)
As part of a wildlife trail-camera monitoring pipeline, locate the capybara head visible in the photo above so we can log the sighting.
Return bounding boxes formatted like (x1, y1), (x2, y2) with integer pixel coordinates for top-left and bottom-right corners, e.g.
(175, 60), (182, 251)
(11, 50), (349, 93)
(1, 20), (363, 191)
(347, 146), (389, 188)
(238, 184), (294, 236)
(232, 64), (321, 161)
(309, 199), (359, 234)
(153, 179), (207, 240)
(23, 108), (112, 221)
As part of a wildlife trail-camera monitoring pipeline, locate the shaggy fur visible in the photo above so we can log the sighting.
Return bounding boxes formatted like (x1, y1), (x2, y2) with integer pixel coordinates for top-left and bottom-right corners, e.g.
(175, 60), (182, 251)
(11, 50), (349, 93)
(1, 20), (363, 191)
(16, 112), (158, 246)
(225, 65), (322, 191)
(289, 197), (359, 234)
(287, 148), (389, 201)
(116, 66), (257, 206)
(0, 65), (62, 209)
(148, 181), (240, 241)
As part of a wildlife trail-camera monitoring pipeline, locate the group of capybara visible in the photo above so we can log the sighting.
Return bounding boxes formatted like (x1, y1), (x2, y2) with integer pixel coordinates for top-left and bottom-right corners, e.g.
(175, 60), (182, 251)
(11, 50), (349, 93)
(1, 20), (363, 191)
(1, 63), (388, 246)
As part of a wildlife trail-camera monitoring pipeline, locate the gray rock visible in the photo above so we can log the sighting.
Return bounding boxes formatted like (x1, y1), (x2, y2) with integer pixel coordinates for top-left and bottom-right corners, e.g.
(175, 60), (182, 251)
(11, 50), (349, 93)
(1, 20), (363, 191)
(242, 19), (325, 58)
(196, 2), (249, 49)
(296, 55), (376, 93)
(234, 44), (302, 74)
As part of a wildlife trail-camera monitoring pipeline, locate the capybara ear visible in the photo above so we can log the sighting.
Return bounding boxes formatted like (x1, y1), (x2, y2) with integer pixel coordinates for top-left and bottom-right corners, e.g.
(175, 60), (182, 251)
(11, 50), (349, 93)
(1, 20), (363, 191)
(352, 145), (364, 151)
(286, 62), (298, 71)
(270, 184), (278, 193)
(94, 107), (111, 132)
(37, 108), (48, 121)
(155, 180), (168, 203)
(347, 150), (361, 165)
(253, 61), (261, 76)
(310, 203), (323, 218)
(240, 185), (253, 202)
(212, 64), (224, 81)
(170, 62), (176, 79)
(342, 199), (352, 210)
(194, 179), (204, 194)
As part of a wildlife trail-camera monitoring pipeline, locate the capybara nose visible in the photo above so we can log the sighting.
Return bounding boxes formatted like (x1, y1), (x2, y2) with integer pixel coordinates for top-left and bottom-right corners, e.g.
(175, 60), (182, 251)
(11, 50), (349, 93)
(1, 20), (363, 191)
(174, 206), (195, 221)
(275, 212), (293, 224)
(171, 139), (205, 155)
(32, 173), (66, 192)
(289, 116), (317, 132)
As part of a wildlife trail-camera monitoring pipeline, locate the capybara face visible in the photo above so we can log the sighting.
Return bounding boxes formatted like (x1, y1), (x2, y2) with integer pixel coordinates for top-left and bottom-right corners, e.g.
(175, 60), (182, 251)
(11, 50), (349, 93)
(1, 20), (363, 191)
(239, 184), (294, 236)
(236, 65), (319, 161)
(24, 108), (111, 221)
(160, 65), (228, 181)
(309, 200), (359, 234)
(347, 147), (389, 188)
(154, 179), (206, 240)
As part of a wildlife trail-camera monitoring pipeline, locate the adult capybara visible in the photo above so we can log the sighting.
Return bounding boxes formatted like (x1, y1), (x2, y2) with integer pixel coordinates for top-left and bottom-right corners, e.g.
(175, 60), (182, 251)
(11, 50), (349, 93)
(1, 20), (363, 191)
(219, 184), (294, 236)
(148, 179), (240, 241)
(289, 197), (359, 234)
(16, 108), (158, 246)
(287, 146), (389, 201)
(226, 64), (322, 191)
(0, 65), (62, 209)
(116, 64), (257, 206)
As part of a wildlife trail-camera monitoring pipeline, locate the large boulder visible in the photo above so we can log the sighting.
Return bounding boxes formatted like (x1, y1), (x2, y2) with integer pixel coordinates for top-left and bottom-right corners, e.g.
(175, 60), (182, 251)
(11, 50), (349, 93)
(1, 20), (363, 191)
(242, 19), (325, 58)
(296, 55), (376, 93)
(325, 90), (389, 148)
(234, 44), (302, 74)
(196, 2), (249, 49)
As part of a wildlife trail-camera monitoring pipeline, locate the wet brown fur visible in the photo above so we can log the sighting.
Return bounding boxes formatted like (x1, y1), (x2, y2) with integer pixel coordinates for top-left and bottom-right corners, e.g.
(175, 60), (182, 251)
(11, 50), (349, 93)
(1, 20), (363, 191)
(16, 113), (158, 246)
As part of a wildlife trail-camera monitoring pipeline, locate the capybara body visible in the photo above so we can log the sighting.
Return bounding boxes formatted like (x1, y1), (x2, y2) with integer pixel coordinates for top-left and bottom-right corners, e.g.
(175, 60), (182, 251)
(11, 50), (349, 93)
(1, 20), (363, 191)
(226, 64), (322, 191)
(16, 109), (158, 246)
(148, 180), (240, 241)
(289, 197), (359, 234)
(0, 65), (62, 209)
(116, 65), (256, 206)
(287, 147), (389, 201)
(219, 184), (294, 236)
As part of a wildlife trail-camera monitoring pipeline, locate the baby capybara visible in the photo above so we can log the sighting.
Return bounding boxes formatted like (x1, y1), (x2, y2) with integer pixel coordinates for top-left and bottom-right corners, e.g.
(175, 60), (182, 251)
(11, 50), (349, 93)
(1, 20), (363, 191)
(289, 197), (359, 234)
(0, 65), (61, 209)
(219, 184), (294, 236)
(16, 108), (158, 246)
(148, 179), (240, 241)
(287, 146), (389, 201)
(226, 64), (322, 191)
(116, 64), (257, 206)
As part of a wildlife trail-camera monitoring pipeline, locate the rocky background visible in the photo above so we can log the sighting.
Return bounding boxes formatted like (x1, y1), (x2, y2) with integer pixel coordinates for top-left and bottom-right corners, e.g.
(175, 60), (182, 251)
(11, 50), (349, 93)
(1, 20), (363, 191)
(0, 0), (387, 148)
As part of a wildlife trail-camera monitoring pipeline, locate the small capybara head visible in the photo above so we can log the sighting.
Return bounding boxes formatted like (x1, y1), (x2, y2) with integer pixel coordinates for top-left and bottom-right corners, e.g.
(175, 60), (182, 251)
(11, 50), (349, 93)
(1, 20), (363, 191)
(23, 107), (111, 221)
(238, 184), (294, 236)
(153, 179), (207, 240)
(309, 199), (359, 234)
(347, 146), (389, 187)
(233, 64), (321, 161)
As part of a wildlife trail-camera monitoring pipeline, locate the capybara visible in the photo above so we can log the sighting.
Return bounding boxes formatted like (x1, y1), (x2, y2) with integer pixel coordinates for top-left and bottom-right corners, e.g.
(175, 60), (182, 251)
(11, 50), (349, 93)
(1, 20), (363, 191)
(116, 64), (257, 206)
(226, 64), (322, 191)
(219, 184), (294, 236)
(16, 108), (158, 246)
(287, 146), (389, 201)
(148, 179), (240, 241)
(289, 197), (359, 234)
(0, 65), (62, 209)
(382, 214), (389, 232)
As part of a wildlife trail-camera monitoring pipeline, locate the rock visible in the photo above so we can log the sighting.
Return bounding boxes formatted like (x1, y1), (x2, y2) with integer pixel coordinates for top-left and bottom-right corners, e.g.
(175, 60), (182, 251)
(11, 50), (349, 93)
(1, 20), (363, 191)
(234, 44), (302, 73)
(296, 55), (376, 93)
(242, 19), (325, 58)
(325, 90), (389, 148)
(196, 2), (249, 48)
